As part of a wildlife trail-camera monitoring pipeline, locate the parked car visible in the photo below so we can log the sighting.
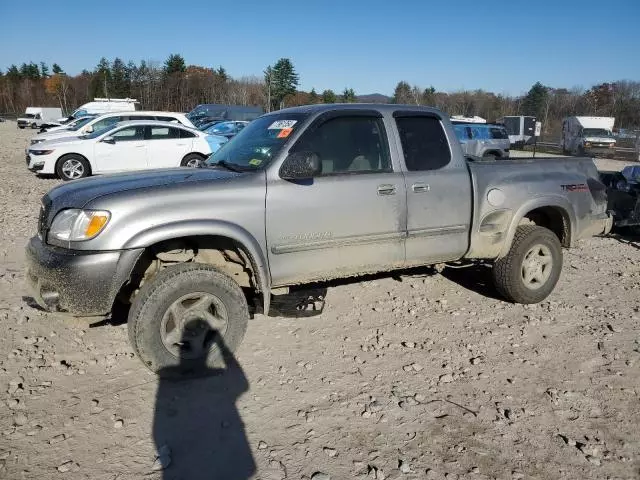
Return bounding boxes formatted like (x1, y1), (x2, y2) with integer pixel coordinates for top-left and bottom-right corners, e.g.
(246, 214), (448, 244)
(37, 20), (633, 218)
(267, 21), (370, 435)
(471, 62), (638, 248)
(453, 122), (510, 159)
(25, 104), (613, 377)
(196, 119), (227, 131)
(39, 115), (96, 133)
(26, 120), (212, 180)
(204, 133), (230, 154)
(29, 111), (195, 146)
(58, 97), (141, 123)
(599, 165), (640, 231)
(17, 107), (63, 129)
(186, 104), (263, 123)
(562, 116), (616, 158)
(204, 121), (249, 138)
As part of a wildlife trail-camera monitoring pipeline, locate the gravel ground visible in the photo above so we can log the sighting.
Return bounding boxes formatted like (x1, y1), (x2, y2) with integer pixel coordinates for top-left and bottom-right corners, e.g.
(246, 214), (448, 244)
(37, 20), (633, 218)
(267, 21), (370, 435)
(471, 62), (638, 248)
(1, 121), (639, 480)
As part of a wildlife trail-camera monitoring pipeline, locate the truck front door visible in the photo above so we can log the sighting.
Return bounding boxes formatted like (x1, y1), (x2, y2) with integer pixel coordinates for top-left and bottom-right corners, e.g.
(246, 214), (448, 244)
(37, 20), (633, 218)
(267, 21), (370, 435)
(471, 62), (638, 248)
(393, 113), (472, 266)
(266, 112), (406, 286)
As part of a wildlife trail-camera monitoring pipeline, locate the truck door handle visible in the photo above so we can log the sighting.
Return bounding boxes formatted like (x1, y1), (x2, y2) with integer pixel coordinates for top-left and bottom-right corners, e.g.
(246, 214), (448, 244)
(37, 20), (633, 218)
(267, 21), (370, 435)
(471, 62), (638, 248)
(412, 183), (430, 193)
(377, 184), (396, 196)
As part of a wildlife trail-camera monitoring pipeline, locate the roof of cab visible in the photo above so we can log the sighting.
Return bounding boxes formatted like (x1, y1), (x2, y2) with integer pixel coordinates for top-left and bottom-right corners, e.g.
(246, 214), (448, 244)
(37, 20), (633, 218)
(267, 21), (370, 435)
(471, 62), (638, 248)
(265, 103), (447, 117)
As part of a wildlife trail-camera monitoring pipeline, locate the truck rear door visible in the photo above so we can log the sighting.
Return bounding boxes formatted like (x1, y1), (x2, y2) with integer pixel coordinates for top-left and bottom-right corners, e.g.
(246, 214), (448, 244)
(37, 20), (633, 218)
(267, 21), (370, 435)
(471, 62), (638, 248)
(265, 111), (406, 286)
(393, 112), (472, 265)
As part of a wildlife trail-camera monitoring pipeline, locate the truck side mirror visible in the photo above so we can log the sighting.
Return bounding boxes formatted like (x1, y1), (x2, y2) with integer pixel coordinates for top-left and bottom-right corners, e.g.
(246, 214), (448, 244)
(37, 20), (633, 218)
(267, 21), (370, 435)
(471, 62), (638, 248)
(280, 151), (321, 180)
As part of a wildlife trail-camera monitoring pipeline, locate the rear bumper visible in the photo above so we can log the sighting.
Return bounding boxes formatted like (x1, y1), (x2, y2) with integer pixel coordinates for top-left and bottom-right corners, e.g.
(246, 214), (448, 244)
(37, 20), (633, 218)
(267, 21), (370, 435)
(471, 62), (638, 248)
(25, 236), (143, 315)
(581, 212), (614, 238)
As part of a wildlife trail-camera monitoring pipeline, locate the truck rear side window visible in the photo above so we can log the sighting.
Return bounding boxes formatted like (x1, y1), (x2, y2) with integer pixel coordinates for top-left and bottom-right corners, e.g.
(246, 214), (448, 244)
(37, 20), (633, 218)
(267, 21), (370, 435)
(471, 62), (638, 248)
(395, 117), (451, 171)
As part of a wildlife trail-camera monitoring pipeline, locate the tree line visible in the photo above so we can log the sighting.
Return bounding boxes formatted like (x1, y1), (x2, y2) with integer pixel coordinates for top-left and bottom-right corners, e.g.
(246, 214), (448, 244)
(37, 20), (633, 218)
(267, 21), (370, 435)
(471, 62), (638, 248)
(1, 55), (639, 140)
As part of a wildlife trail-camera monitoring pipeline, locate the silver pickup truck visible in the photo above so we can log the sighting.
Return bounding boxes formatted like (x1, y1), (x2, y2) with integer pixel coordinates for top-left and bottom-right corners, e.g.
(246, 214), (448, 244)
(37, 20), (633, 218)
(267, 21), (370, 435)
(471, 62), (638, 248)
(25, 104), (612, 377)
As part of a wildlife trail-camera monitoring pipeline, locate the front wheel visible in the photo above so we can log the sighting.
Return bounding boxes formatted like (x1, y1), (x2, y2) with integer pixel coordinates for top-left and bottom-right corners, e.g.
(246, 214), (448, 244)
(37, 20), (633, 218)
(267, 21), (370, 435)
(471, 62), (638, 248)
(492, 225), (562, 304)
(31, 123), (38, 129)
(181, 153), (205, 168)
(127, 263), (249, 378)
(56, 155), (90, 181)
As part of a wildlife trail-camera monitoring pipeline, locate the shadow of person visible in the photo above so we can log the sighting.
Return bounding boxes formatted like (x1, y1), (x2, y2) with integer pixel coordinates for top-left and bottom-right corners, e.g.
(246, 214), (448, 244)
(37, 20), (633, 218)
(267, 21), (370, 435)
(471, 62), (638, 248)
(153, 331), (255, 480)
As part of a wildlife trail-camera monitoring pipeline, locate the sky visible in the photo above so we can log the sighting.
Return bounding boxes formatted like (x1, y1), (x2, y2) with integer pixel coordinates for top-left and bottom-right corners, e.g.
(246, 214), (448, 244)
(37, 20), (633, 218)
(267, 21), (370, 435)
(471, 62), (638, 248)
(1, 0), (639, 96)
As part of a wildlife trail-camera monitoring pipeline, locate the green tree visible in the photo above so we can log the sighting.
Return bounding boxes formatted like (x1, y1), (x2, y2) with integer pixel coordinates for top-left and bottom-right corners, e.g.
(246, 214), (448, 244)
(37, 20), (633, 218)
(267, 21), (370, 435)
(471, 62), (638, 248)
(52, 63), (64, 74)
(269, 58), (299, 110)
(164, 53), (186, 74)
(321, 89), (337, 103)
(392, 81), (412, 103)
(6, 65), (21, 80)
(216, 66), (228, 81)
(40, 62), (50, 78)
(308, 88), (319, 104)
(110, 57), (130, 97)
(341, 87), (356, 103)
(90, 57), (112, 98)
(423, 86), (436, 105)
(521, 81), (548, 117)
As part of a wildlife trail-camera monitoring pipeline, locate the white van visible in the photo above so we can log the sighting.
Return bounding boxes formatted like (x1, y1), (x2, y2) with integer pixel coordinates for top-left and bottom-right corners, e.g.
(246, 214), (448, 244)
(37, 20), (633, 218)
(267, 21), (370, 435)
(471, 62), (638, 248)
(561, 116), (616, 158)
(17, 107), (63, 129)
(59, 98), (142, 122)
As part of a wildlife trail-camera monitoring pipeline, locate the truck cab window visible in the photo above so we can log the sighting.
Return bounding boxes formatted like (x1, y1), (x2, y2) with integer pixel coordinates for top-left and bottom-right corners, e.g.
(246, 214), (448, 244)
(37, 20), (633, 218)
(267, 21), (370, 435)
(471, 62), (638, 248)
(395, 116), (451, 171)
(294, 116), (391, 175)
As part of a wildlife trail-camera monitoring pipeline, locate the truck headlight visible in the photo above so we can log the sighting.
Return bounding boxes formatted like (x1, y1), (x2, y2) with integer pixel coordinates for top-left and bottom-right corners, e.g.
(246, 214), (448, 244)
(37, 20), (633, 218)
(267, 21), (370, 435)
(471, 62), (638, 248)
(49, 209), (110, 241)
(584, 142), (591, 147)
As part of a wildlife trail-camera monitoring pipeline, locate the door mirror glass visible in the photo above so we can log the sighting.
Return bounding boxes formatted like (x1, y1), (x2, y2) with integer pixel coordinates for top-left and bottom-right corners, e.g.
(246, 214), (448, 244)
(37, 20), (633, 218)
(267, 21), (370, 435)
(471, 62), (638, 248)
(102, 136), (115, 144)
(280, 151), (321, 180)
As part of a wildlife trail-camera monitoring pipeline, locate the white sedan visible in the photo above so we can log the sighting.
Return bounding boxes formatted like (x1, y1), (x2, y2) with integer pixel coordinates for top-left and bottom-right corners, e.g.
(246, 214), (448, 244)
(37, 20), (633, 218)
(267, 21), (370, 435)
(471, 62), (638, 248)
(27, 120), (213, 180)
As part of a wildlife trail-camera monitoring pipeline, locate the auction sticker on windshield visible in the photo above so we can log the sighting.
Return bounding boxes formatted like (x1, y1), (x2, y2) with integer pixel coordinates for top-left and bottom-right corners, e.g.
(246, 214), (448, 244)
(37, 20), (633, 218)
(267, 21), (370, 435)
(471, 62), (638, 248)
(268, 120), (297, 129)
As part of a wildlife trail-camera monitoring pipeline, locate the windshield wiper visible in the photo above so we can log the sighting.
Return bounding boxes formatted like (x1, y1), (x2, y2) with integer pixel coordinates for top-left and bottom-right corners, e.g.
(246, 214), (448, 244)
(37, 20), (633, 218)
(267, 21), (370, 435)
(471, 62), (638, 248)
(211, 160), (247, 173)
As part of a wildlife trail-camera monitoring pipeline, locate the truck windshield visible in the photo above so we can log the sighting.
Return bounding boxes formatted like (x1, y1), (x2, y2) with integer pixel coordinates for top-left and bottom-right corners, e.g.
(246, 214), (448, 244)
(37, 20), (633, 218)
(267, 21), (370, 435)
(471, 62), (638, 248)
(583, 128), (612, 137)
(206, 113), (307, 170)
(23, 114), (36, 119)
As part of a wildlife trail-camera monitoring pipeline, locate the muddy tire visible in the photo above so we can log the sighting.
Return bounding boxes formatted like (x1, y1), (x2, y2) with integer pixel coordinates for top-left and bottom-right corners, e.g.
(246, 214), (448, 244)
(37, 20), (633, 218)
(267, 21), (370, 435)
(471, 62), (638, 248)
(127, 263), (249, 378)
(492, 225), (562, 304)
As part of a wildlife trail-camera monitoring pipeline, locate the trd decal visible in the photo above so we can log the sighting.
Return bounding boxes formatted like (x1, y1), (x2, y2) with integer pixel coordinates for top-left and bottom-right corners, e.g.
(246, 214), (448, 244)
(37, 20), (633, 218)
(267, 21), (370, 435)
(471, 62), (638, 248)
(561, 184), (589, 192)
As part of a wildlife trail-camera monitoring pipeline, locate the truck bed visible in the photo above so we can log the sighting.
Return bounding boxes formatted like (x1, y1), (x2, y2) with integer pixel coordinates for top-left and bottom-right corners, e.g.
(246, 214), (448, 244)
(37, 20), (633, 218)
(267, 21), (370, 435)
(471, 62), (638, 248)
(464, 156), (609, 259)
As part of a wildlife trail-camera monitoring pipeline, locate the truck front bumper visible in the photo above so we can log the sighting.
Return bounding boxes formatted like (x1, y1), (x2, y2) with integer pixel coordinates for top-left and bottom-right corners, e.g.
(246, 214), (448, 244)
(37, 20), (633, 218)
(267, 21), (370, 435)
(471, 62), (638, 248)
(25, 236), (143, 315)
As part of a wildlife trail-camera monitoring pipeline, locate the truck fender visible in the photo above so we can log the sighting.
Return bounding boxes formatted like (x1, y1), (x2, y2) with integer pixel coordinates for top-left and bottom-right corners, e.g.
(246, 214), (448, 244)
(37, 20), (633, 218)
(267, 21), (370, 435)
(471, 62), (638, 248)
(122, 219), (271, 315)
(498, 195), (576, 258)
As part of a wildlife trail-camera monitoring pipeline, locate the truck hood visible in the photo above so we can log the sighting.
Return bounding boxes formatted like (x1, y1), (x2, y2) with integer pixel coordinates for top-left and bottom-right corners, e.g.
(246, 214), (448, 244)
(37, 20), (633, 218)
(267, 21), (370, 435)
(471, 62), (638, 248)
(43, 167), (243, 218)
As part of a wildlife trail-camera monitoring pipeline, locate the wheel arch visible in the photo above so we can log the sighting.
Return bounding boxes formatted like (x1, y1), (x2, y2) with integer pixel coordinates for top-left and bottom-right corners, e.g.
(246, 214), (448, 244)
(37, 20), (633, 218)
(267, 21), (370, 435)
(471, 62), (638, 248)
(55, 152), (92, 177)
(499, 197), (575, 258)
(121, 220), (271, 314)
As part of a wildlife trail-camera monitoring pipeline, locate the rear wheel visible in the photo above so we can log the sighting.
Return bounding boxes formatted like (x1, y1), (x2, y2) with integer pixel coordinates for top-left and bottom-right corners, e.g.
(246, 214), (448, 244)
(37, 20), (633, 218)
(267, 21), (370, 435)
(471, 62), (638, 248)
(56, 155), (90, 181)
(127, 263), (249, 378)
(181, 153), (205, 168)
(492, 225), (562, 304)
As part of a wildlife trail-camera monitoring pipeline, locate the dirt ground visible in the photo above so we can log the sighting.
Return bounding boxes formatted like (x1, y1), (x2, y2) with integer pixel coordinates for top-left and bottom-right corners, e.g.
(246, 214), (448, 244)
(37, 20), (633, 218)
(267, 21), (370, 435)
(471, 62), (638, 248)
(1, 121), (639, 480)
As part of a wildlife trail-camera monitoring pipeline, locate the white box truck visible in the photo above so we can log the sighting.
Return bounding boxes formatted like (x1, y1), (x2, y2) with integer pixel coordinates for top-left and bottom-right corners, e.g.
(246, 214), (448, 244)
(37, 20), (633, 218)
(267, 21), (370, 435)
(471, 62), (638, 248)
(17, 107), (63, 129)
(59, 98), (142, 123)
(561, 116), (616, 158)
